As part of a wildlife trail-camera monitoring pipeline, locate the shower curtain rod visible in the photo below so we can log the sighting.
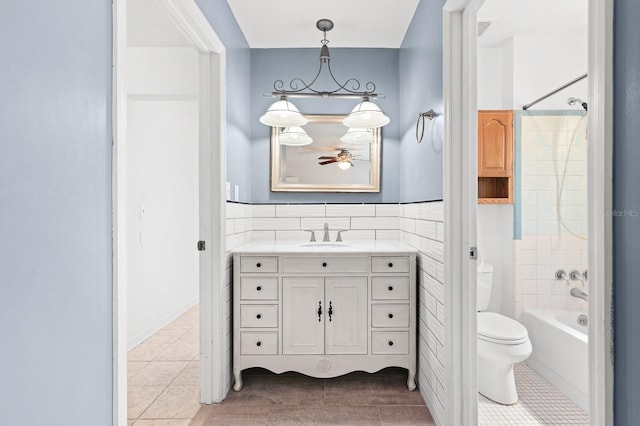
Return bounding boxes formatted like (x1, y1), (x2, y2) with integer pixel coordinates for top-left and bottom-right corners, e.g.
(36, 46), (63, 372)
(522, 73), (588, 110)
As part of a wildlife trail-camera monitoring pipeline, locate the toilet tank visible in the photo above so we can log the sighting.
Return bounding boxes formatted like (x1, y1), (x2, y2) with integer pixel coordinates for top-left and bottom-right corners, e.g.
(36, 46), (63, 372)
(477, 261), (494, 311)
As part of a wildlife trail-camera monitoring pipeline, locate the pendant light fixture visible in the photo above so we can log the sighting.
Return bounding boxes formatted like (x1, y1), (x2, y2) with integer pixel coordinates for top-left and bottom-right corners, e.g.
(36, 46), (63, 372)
(261, 19), (389, 129)
(259, 97), (308, 127)
(343, 98), (390, 128)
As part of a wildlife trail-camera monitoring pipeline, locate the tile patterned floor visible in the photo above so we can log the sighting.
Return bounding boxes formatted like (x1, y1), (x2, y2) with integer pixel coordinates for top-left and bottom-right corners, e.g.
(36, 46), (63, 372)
(127, 305), (200, 425)
(478, 363), (589, 426)
(128, 304), (434, 425)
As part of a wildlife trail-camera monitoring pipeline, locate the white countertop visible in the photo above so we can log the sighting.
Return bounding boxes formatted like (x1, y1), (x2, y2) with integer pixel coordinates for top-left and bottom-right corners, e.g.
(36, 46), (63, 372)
(231, 240), (417, 254)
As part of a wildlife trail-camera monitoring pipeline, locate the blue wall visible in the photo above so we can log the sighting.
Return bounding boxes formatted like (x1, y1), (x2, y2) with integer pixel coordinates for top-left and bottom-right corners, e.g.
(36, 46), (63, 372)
(195, 0), (252, 202)
(250, 48), (401, 203)
(614, 0), (640, 423)
(399, 0), (445, 202)
(0, 1), (113, 424)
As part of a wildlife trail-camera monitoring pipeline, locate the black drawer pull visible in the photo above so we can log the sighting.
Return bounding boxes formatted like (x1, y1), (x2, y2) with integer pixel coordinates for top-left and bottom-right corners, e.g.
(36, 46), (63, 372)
(322, 262), (327, 267)
(256, 262), (262, 268)
(388, 286), (393, 291)
(256, 314), (262, 319)
(256, 286), (262, 291)
(256, 341), (262, 347)
(388, 262), (394, 268)
(388, 340), (394, 346)
(388, 313), (394, 319)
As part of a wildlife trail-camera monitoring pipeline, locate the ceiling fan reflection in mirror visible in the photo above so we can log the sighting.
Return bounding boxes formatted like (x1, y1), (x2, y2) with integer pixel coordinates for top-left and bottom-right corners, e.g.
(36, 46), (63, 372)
(318, 148), (368, 170)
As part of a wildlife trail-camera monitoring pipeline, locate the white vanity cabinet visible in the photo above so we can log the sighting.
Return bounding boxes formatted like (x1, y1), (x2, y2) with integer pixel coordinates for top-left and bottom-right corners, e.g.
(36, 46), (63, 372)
(232, 243), (417, 391)
(282, 276), (368, 355)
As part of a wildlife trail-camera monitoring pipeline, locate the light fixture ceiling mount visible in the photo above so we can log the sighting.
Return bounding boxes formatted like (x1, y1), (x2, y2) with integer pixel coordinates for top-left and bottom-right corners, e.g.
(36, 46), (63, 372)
(266, 19), (384, 101)
(260, 19), (390, 130)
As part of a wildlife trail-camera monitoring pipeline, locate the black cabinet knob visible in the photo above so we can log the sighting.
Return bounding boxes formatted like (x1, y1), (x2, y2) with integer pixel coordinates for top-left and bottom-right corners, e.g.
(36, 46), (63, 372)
(256, 262), (262, 268)
(388, 262), (394, 268)
(256, 314), (262, 319)
(256, 341), (262, 347)
(388, 340), (394, 346)
(256, 286), (262, 291)
(388, 286), (393, 291)
(322, 262), (327, 267)
(388, 313), (394, 319)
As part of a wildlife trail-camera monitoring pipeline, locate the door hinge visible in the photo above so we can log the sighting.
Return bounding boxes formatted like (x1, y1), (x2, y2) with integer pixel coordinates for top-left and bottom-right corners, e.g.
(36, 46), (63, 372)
(469, 247), (478, 260)
(197, 240), (206, 251)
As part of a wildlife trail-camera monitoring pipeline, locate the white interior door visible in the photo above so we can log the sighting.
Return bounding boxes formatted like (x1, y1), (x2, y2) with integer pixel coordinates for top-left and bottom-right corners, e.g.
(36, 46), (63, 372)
(114, 0), (228, 421)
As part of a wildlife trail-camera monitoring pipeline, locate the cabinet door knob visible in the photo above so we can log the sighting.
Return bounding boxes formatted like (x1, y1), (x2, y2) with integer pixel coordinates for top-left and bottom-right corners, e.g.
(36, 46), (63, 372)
(256, 314), (262, 319)
(256, 286), (262, 291)
(256, 341), (262, 347)
(388, 313), (394, 319)
(388, 340), (394, 346)
(388, 262), (394, 268)
(256, 262), (262, 268)
(322, 262), (327, 267)
(388, 286), (393, 291)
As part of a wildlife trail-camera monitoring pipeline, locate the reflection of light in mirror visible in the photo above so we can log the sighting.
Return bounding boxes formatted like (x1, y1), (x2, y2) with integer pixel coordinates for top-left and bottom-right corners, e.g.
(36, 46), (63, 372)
(340, 127), (373, 144)
(279, 126), (313, 146)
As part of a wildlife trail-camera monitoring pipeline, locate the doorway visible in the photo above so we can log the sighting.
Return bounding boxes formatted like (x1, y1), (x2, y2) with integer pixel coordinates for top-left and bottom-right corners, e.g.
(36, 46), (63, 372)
(113, 0), (227, 424)
(442, 0), (613, 425)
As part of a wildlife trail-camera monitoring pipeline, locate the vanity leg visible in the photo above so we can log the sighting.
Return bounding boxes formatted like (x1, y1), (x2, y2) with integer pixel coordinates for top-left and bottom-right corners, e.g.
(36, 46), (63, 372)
(407, 368), (416, 391)
(233, 369), (243, 391)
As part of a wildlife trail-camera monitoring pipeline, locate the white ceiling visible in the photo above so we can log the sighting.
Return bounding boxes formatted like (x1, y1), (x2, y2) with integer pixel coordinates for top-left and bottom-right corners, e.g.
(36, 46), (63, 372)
(128, 0), (192, 47)
(226, 0), (421, 48)
(477, 0), (588, 47)
(126, 0), (587, 51)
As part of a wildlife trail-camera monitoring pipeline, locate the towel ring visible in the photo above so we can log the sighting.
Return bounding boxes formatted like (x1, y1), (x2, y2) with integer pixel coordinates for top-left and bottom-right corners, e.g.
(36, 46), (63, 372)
(416, 109), (438, 143)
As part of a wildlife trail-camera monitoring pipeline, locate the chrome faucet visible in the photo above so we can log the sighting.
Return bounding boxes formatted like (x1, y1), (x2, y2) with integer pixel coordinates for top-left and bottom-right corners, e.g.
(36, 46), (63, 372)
(570, 287), (588, 301)
(323, 223), (331, 242)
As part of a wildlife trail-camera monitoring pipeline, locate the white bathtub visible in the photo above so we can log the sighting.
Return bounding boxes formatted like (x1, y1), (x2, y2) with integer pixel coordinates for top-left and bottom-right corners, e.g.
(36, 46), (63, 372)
(521, 309), (588, 412)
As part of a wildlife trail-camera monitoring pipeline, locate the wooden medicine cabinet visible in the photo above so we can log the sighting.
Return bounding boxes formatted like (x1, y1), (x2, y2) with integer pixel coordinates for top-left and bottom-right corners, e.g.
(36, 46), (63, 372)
(477, 110), (514, 204)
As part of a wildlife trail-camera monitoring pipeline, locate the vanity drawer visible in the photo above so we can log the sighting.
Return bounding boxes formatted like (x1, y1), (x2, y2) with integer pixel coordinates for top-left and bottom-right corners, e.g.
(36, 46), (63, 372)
(371, 331), (409, 355)
(371, 277), (410, 300)
(240, 332), (278, 355)
(240, 256), (278, 273)
(240, 277), (278, 300)
(240, 304), (278, 328)
(371, 304), (410, 327)
(371, 256), (410, 273)
(280, 256), (368, 274)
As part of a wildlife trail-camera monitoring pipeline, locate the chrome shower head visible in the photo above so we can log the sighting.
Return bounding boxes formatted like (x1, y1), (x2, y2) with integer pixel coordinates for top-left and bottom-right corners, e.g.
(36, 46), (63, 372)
(568, 97), (588, 111)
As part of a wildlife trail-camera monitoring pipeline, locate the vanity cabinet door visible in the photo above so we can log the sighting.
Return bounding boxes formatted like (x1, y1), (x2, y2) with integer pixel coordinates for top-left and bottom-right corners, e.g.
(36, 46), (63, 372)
(325, 277), (367, 355)
(282, 278), (325, 354)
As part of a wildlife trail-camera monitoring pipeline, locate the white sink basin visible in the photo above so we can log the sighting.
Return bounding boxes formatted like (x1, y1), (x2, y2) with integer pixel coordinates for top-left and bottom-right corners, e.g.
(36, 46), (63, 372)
(301, 242), (350, 248)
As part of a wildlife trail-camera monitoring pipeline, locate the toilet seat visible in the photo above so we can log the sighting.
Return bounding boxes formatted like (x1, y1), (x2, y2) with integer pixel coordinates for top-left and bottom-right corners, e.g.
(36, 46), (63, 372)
(477, 312), (529, 345)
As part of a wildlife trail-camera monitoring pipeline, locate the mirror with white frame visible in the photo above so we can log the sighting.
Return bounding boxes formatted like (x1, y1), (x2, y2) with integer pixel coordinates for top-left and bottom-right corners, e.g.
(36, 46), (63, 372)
(270, 114), (381, 192)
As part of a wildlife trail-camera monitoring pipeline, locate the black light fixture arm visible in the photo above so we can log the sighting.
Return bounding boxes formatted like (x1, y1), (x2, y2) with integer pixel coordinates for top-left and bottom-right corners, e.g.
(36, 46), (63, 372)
(265, 19), (384, 100)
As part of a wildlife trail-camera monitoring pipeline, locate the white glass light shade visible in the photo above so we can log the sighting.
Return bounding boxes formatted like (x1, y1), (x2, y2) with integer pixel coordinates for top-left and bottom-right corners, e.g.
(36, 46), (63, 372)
(259, 99), (308, 127)
(279, 127), (313, 146)
(340, 127), (374, 144)
(338, 161), (352, 170)
(343, 100), (390, 128)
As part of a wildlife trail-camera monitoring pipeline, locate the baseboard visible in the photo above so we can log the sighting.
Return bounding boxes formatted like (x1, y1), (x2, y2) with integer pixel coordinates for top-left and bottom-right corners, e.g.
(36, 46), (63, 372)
(127, 298), (198, 350)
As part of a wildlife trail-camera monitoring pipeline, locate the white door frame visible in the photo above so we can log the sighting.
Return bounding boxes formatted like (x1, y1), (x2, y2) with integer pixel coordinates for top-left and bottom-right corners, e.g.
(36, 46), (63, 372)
(112, 1), (227, 424)
(442, 0), (614, 425)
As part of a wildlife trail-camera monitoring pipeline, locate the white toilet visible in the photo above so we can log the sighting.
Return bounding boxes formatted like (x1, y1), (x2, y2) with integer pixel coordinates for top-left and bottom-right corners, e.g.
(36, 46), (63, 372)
(477, 260), (532, 405)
